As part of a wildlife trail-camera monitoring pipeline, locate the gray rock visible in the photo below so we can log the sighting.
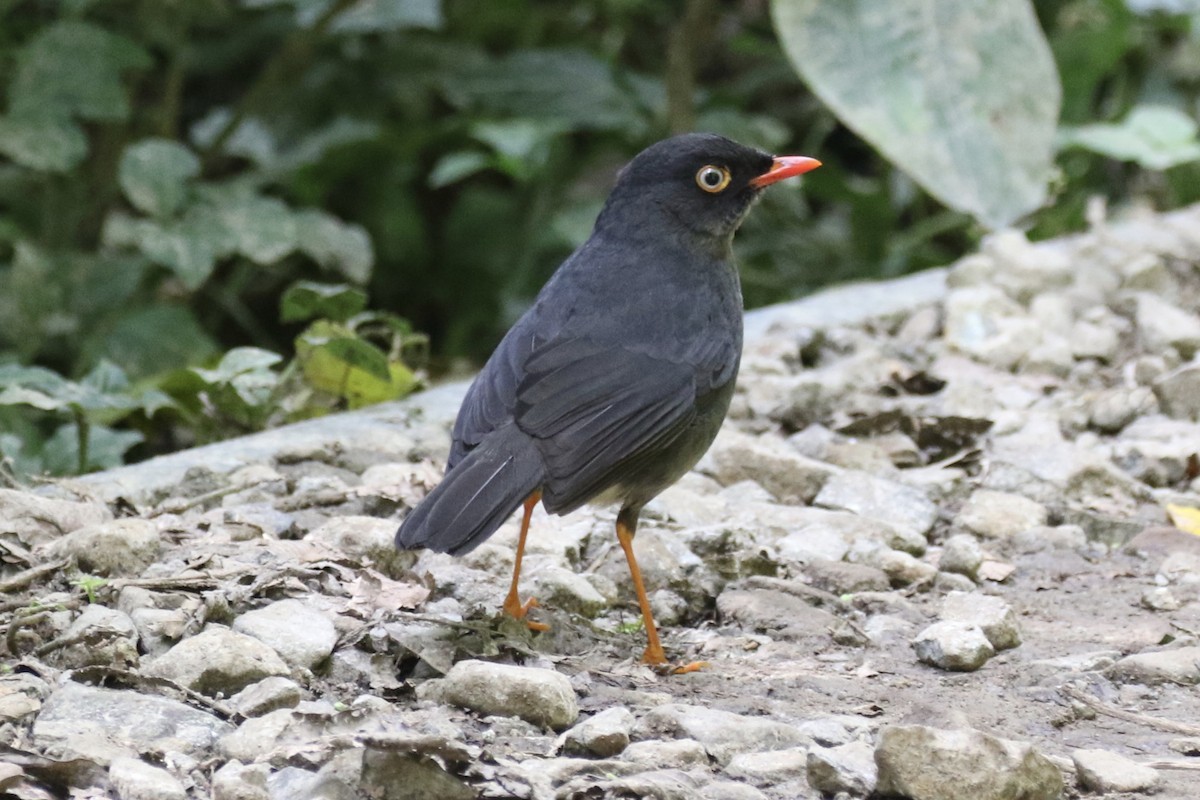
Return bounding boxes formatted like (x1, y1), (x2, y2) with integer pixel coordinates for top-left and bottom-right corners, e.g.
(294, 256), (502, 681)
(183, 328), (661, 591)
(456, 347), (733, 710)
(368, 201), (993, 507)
(0, 672), (48, 723)
(555, 768), (701, 800)
(940, 592), (1021, 651)
(211, 760), (270, 800)
(218, 708), (295, 762)
(1073, 748), (1159, 793)
(943, 285), (1041, 370)
(724, 746), (809, 784)
(634, 703), (809, 766)
(708, 428), (837, 504)
(1110, 647), (1200, 685)
(806, 740), (878, 797)
(875, 725), (1062, 800)
(430, 660), (578, 730)
(361, 750), (475, 800)
(53, 604), (139, 669)
(0, 488), (111, 548)
(108, 756), (186, 800)
(528, 566), (609, 617)
(862, 548), (937, 587)
(804, 559), (891, 594)
(129, 606), (191, 658)
(1154, 361), (1200, 421)
(815, 471), (938, 538)
(621, 738), (709, 769)
(144, 626), (290, 696)
(305, 515), (395, 560)
(938, 534), (985, 579)
(1135, 292), (1200, 359)
(230, 676), (303, 717)
(560, 706), (633, 757)
(45, 518), (160, 576)
(699, 782), (769, 800)
(32, 682), (232, 764)
(716, 588), (838, 640)
(1086, 386), (1157, 433)
(232, 599), (337, 670)
(955, 489), (1048, 539)
(1141, 586), (1181, 611)
(913, 621), (996, 671)
(1070, 318), (1121, 362)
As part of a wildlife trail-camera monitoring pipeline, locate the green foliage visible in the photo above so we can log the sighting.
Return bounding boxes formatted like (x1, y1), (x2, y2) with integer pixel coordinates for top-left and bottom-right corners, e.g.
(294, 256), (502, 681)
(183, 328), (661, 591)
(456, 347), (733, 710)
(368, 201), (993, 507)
(2, 0), (1200, 479)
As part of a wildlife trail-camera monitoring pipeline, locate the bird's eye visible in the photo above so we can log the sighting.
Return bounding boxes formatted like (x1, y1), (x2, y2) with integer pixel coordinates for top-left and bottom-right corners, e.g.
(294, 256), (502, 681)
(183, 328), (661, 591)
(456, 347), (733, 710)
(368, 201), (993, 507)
(695, 165), (731, 193)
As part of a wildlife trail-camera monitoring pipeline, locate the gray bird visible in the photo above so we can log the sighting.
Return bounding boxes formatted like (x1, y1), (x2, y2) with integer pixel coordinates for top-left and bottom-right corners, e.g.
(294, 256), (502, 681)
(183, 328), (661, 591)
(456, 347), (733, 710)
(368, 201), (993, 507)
(396, 133), (820, 665)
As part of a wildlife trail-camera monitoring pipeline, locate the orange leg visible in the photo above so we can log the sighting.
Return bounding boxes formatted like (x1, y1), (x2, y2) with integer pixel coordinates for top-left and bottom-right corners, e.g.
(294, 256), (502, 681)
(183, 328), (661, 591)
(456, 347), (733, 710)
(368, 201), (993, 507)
(616, 507), (666, 666)
(503, 491), (549, 632)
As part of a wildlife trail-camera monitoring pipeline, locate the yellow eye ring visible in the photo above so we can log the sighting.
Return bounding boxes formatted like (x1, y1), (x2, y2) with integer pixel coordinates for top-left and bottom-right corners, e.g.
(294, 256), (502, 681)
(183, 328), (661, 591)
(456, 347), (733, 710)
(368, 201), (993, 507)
(695, 165), (731, 193)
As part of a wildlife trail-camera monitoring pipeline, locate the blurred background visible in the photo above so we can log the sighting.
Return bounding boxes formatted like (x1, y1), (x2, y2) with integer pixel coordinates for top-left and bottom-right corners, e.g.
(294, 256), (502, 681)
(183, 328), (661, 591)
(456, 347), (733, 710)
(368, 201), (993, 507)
(2, 0), (1200, 477)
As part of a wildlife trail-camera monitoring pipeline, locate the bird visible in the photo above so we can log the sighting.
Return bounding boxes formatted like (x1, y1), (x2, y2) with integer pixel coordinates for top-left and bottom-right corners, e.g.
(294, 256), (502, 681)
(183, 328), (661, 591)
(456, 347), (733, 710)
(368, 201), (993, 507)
(396, 133), (820, 666)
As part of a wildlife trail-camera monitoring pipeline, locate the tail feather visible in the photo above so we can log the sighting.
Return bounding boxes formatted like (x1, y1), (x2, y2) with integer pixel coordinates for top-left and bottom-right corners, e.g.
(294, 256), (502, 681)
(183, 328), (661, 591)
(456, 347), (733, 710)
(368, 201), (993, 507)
(396, 425), (543, 556)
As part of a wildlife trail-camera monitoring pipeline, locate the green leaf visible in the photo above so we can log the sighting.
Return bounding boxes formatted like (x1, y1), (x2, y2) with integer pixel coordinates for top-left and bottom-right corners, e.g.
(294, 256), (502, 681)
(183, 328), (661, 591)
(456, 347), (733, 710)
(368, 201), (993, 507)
(193, 346), (283, 384)
(190, 109), (278, 165)
(104, 208), (233, 289)
(10, 21), (152, 123)
(0, 115), (88, 172)
(294, 210), (374, 283)
(219, 195), (298, 264)
(85, 306), (219, 379)
(280, 281), (368, 323)
(428, 151), (492, 188)
(330, 0), (444, 32)
(41, 422), (142, 474)
(314, 337), (391, 382)
(1059, 105), (1200, 170)
(118, 139), (201, 218)
(772, 0), (1061, 228)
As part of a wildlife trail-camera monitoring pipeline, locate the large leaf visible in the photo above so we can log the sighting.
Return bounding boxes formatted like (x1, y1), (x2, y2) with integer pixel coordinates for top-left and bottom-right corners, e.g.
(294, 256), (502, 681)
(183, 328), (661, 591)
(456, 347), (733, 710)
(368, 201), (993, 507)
(41, 422), (143, 474)
(218, 195), (298, 264)
(771, 0), (1061, 228)
(294, 210), (373, 283)
(9, 20), (151, 123)
(83, 305), (219, 379)
(118, 139), (201, 218)
(103, 208), (234, 289)
(280, 281), (368, 323)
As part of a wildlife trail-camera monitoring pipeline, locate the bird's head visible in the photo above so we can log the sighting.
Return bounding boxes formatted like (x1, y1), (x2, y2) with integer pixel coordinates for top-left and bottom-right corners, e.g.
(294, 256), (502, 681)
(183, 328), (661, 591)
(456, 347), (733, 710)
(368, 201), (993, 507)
(596, 133), (821, 247)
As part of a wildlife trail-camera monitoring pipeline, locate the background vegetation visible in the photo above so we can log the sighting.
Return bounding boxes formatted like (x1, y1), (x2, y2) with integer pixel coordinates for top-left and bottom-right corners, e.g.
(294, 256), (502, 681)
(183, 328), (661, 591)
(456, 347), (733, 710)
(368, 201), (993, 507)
(2, 0), (1199, 478)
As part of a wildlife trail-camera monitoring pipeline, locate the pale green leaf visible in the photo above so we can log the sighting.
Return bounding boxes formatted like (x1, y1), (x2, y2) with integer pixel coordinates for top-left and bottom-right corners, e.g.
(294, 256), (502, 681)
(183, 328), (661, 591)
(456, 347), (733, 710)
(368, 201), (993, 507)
(85, 306), (219, 379)
(219, 195), (298, 264)
(294, 210), (373, 283)
(428, 151), (492, 188)
(772, 0), (1061, 228)
(0, 115), (88, 172)
(41, 422), (142, 474)
(280, 281), (368, 323)
(118, 139), (201, 218)
(1059, 105), (1200, 170)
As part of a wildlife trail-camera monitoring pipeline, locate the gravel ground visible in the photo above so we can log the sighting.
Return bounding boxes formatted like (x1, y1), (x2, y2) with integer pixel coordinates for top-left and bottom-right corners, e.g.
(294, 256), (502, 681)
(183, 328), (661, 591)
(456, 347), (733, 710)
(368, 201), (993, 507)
(3, 204), (1200, 799)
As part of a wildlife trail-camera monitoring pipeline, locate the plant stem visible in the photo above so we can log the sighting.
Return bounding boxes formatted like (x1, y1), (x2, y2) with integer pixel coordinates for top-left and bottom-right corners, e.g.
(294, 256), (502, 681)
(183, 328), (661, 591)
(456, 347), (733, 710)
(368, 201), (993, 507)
(665, 0), (715, 134)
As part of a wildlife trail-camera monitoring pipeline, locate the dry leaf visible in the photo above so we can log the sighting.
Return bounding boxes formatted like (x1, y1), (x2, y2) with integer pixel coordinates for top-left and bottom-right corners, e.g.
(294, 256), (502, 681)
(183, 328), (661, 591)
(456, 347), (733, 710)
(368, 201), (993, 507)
(1166, 504), (1200, 537)
(345, 569), (430, 616)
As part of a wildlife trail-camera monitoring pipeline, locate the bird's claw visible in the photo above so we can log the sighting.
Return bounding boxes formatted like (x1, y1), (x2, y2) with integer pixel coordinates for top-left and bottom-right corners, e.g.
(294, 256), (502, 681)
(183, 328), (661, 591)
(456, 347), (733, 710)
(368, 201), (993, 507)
(503, 595), (550, 632)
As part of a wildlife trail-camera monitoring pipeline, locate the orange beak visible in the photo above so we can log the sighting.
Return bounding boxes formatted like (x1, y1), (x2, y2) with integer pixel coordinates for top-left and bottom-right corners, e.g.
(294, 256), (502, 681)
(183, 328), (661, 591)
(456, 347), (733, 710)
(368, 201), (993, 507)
(749, 155), (822, 188)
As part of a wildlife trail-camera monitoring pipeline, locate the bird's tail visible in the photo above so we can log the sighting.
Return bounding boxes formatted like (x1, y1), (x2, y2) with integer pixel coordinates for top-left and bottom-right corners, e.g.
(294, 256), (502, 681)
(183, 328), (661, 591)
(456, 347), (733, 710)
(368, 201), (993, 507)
(395, 424), (544, 556)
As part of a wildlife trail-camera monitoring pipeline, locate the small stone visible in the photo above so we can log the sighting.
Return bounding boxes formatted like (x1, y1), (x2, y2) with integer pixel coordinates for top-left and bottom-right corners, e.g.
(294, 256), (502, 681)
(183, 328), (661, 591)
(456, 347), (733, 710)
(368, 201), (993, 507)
(1110, 647), (1200, 685)
(1168, 737), (1200, 756)
(940, 591), (1021, 650)
(44, 518), (160, 576)
(1087, 386), (1157, 433)
(53, 605), (139, 669)
(211, 760), (270, 800)
(864, 548), (937, 587)
(815, 471), (938, 539)
(1070, 319), (1121, 362)
(634, 703), (809, 766)
(875, 725), (1062, 800)
(431, 660), (578, 730)
(913, 621), (995, 671)
(716, 588), (838, 640)
(108, 757), (186, 800)
(230, 676), (303, 717)
(129, 606), (190, 658)
(939, 534), (984, 579)
(806, 740), (878, 796)
(306, 515), (395, 560)
(804, 559), (891, 594)
(955, 489), (1048, 539)
(1141, 586), (1181, 611)
(1135, 292), (1200, 360)
(699, 782), (769, 800)
(232, 599), (337, 670)
(529, 566), (608, 617)
(708, 428), (837, 504)
(934, 571), (977, 594)
(621, 739), (709, 768)
(218, 709), (295, 763)
(1154, 361), (1200, 421)
(144, 626), (290, 696)
(1072, 748), (1160, 793)
(0, 489), (111, 548)
(560, 707), (633, 758)
(361, 750), (474, 800)
(1010, 524), (1088, 554)
(724, 746), (809, 784)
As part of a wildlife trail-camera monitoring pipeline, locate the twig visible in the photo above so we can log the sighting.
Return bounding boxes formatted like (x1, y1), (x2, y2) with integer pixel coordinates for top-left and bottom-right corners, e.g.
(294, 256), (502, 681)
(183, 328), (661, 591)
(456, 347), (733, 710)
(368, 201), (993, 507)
(0, 559), (68, 594)
(1146, 760), (1200, 772)
(1062, 685), (1200, 736)
(71, 665), (237, 720)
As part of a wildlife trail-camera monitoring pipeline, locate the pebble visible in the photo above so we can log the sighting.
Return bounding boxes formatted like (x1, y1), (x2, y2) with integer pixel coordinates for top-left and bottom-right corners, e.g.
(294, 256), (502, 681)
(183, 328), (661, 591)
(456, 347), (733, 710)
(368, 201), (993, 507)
(814, 471), (938, 538)
(864, 548), (937, 587)
(1073, 748), (1160, 793)
(305, 515), (396, 560)
(428, 660), (578, 730)
(940, 591), (1021, 650)
(53, 605), (139, 669)
(1154, 361), (1200, 421)
(1110, 647), (1200, 685)
(724, 746), (809, 784)
(560, 706), (633, 757)
(108, 756), (186, 800)
(144, 626), (290, 696)
(634, 703), (809, 766)
(1135, 292), (1200, 359)
(806, 740), (878, 796)
(621, 738), (709, 768)
(0, 489), (111, 548)
(875, 725), (1062, 800)
(528, 566), (609, 617)
(913, 621), (996, 671)
(716, 588), (839, 640)
(938, 534), (984, 579)
(44, 518), (160, 576)
(955, 489), (1048, 539)
(803, 559), (890, 594)
(211, 760), (270, 800)
(231, 599), (338, 670)
(708, 428), (836, 504)
(230, 676), (302, 717)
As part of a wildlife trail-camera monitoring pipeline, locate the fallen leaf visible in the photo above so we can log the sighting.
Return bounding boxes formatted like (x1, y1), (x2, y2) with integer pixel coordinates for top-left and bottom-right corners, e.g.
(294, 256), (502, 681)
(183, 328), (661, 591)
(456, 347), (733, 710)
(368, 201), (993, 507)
(345, 569), (430, 616)
(1166, 504), (1200, 537)
(978, 559), (1016, 582)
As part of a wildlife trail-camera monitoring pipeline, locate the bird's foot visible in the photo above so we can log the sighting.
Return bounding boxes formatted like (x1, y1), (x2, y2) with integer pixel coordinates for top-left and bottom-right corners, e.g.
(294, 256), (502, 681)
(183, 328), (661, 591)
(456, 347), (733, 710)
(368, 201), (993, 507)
(503, 595), (550, 632)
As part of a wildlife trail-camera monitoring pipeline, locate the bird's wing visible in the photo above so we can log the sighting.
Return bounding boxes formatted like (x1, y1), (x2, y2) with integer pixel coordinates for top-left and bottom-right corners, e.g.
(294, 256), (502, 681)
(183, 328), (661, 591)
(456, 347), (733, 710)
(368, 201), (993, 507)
(447, 326), (533, 468)
(513, 337), (698, 513)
